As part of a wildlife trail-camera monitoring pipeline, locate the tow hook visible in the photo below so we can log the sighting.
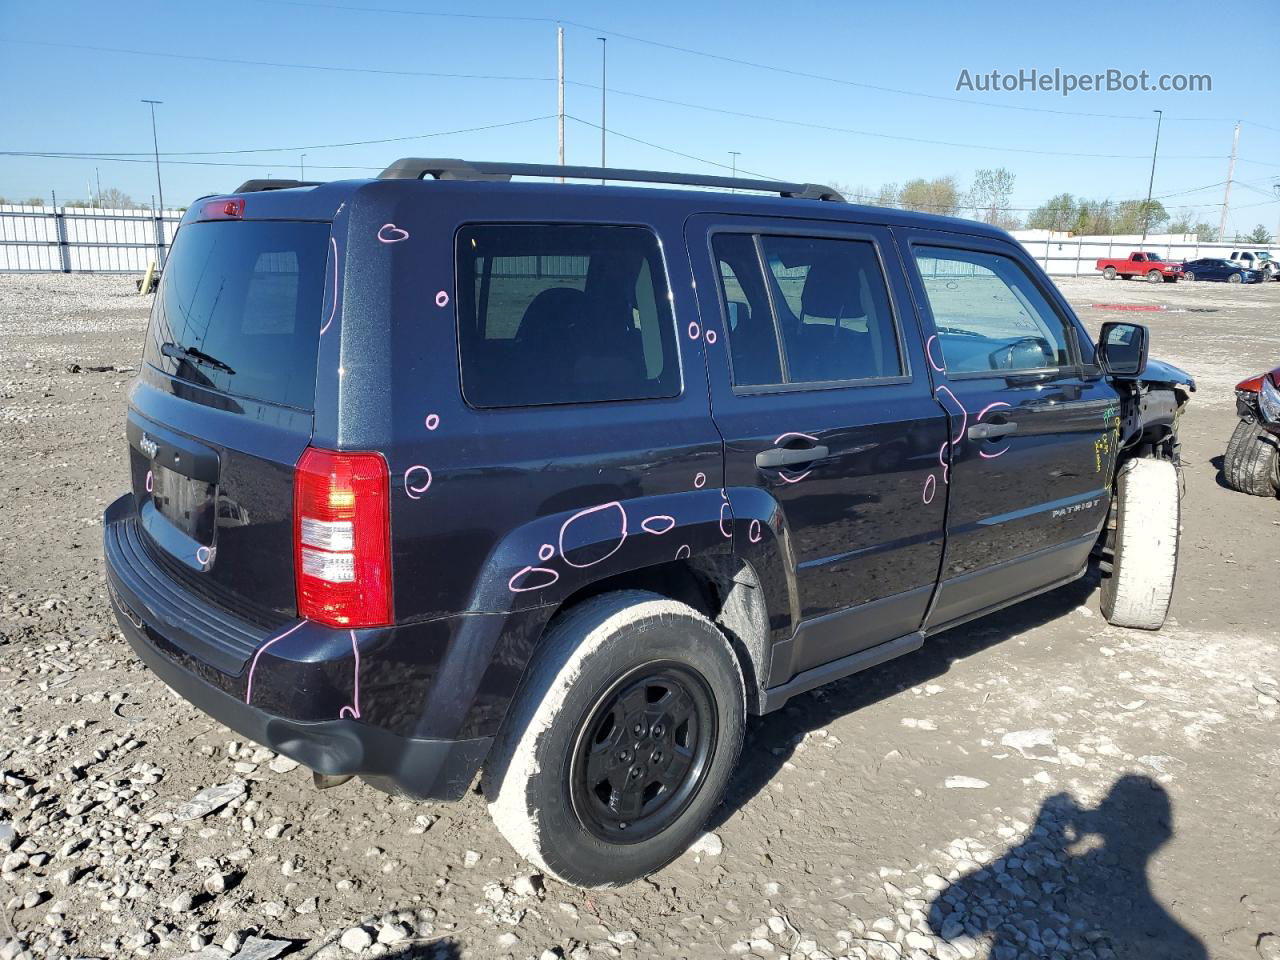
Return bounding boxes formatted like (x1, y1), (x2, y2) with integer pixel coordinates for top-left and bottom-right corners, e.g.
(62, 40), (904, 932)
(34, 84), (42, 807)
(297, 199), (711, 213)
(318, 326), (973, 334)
(313, 772), (353, 790)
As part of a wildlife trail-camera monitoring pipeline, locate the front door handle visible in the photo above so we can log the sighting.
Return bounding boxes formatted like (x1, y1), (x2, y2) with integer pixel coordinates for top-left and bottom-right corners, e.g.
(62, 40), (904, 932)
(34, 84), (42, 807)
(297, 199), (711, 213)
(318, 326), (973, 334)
(967, 422), (1018, 441)
(756, 445), (829, 468)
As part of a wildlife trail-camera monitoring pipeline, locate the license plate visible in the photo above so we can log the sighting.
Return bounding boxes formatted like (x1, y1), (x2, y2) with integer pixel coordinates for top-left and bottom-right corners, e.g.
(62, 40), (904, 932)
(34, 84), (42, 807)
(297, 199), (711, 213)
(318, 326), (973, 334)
(150, 461), (216, 543)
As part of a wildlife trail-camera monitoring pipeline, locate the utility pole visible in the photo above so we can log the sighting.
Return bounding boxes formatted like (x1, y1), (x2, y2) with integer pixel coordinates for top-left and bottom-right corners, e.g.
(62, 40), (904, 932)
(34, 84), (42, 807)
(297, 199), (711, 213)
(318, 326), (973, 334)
(141, 99), (165, 265)
(557, 26), (565, 180)
(95, 168), (102, 209)
(1139, 108), (1162, 249)
(596, 37), (607, 183)
(300, 154), (307, 180)
(729, 151), (740, 193)
(1218, 121), (1240, 242)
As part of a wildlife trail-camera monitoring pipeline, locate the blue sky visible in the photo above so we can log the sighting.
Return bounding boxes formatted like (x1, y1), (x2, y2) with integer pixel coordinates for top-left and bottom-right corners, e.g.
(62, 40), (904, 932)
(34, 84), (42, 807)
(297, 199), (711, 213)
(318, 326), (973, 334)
(2, 0), (1277, 234)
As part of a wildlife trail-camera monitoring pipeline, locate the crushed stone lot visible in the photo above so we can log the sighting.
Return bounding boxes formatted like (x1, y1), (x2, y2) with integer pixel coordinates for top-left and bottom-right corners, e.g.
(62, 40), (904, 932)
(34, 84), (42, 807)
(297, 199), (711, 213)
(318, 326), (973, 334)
(0, 272), (1278, 960)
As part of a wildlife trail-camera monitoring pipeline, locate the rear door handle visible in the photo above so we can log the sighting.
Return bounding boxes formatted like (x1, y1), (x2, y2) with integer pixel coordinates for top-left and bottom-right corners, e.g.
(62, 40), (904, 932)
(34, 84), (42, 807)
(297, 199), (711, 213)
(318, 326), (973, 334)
(967, 422), (1018, 441)
(756, 445), (829, 468)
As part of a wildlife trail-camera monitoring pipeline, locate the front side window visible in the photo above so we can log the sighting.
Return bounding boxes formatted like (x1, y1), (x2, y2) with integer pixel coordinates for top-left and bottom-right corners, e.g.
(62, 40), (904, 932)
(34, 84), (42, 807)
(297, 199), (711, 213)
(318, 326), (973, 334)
(712, 232), (903, 387)
(456, 224), (680, 408)
(913, 246), (1073, 374)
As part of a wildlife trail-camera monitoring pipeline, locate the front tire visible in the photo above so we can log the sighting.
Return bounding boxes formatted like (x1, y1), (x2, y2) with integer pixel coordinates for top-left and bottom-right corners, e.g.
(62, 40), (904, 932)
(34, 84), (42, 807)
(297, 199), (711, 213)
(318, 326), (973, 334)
(1228, 272), (1242, 283)
(1146, 270), (1163, 283)
(484, 590), (746, 888)
(1223, 419), (1280, 497)
(1184, 271), (1195, 282)
(1100, 458), (1180, 630)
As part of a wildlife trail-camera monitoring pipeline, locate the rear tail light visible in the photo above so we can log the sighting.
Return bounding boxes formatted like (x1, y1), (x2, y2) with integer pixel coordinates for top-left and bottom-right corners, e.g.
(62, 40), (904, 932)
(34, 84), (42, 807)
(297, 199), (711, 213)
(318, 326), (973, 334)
(294, 447), (392, 627)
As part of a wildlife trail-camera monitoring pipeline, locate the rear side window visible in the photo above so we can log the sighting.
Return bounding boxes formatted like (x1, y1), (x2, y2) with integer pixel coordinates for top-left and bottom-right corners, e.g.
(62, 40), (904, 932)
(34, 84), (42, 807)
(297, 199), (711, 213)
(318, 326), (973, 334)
(456, 224), (680, 408)
(712, 232), (903, 387)
(143, 220), (330, 409)
(912, 245), (1072, 374)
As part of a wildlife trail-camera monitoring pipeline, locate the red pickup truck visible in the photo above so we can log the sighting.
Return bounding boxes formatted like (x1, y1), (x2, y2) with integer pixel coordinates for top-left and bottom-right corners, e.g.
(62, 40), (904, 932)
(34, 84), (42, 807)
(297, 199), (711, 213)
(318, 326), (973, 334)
(1096, 251), (1182, 282)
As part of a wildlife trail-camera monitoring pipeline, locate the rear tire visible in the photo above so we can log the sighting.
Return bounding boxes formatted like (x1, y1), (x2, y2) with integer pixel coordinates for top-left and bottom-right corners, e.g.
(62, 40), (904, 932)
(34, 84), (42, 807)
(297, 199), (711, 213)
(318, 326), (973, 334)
(1100, 457), (1179, 630)
(1223, 419), (1280, 497)
(1103, 266), (1118, 280)
(484, 590), (746, 888)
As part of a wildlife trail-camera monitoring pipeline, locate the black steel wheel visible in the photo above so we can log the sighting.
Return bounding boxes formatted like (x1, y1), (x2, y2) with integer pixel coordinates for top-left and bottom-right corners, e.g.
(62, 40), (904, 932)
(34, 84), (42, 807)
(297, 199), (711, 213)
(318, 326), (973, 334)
(570, 661), (716, 844)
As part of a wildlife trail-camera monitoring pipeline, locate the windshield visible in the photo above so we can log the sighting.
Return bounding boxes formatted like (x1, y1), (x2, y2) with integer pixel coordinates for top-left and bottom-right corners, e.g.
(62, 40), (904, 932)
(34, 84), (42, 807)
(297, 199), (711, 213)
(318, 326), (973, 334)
(143, 220), (330, 409)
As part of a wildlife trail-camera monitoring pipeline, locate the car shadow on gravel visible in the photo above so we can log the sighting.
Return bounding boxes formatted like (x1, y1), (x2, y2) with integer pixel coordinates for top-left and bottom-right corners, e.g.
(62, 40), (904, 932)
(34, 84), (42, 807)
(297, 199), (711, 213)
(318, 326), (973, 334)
(925, 775), (1207, 959)
(711, 571), (1099, 827)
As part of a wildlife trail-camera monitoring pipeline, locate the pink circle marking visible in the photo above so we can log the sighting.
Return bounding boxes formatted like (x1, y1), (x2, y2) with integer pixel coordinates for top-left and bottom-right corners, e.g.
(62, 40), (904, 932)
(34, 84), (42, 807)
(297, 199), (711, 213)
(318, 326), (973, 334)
(694, 472), (706, 489)
(508, 565), (560, 593)
(719, 501), (732, 538)
(687, 321), (701, 340)
(675, 544), (691, 560)
(424, 413), (440, 431)
(925, 334), (945, 373)
(922, 473), (937, 504)
(559, 502), (628, 569)
(641, 515), (676, 535)
(320, 237), (338, 335)
(748, 519), (762, 543)
(376, 223), (409, 244)
(195, 545), (212, 566)
(145, 470), (153, 493)
(976, 401), (1013, 458)
(435, 290), (450, 308)
(705, 330), (717, 345)
(404, 465), (432, 500)
(538, 543), (555, 561)
(938, 441), (950, 485)
(338, 629), (363, 719)
(934, 386), (968, 445)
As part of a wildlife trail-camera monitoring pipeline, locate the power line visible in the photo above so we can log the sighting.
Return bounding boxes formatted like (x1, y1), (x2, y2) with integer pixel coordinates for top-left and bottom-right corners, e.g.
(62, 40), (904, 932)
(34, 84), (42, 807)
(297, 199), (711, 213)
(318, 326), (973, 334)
(257, 0), (1267, 126)
(565, 114), (777, 179)
(3, 37), (1260, 165)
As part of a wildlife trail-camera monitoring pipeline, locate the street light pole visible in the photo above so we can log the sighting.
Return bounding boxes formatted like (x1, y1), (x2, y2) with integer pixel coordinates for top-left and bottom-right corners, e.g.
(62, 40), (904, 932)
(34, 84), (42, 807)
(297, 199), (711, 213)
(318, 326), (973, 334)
(729, 151), (740, 193)
(141, 99), (165, 265)
(597, 37), (606, 183)
(300, 154), (307, 180)
(1140, 108), (1163, 249)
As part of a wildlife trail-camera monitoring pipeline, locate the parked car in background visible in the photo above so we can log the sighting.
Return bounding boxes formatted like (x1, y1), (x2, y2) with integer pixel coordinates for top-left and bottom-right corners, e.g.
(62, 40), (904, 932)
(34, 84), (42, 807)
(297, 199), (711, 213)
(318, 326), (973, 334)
(1224, 368), (1280, 497)
(1095, 251), (1182, 282)
(1227, 250), (1278, 280)
(1180, 258), (1265, 283)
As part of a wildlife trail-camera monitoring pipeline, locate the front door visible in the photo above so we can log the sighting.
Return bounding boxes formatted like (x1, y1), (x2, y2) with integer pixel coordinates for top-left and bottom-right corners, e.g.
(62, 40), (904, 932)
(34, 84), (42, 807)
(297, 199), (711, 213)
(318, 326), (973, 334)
(687, 215), (948, 683)
(897, 231), (1120, 630)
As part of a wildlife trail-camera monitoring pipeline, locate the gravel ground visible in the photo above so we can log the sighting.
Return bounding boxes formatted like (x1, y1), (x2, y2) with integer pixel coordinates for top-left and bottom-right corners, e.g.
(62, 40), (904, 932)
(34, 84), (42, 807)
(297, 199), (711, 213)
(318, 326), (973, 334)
(0, 272), (1277, 960)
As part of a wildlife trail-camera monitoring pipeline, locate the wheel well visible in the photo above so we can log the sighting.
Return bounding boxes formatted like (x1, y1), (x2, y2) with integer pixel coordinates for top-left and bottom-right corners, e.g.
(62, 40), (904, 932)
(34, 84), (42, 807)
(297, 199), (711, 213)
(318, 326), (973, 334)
(550, 557), (771, 713)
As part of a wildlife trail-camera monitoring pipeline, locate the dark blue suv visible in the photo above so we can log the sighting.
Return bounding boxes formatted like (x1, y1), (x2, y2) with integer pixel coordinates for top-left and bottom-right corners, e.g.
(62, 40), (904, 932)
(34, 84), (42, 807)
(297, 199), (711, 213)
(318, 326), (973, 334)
(104, 159), (1193, 887)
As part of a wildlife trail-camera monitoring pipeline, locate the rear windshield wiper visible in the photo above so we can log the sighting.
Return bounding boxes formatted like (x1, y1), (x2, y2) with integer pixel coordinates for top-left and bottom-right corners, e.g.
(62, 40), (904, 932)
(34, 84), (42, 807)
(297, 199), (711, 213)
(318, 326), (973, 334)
(161, 341), (236, 376)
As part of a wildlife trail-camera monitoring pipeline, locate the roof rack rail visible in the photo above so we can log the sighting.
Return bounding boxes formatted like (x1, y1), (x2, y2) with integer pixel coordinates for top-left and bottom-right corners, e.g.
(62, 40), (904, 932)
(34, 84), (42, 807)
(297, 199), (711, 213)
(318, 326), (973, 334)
(377, 158), (845, 202)
(233, 179), (322, 193)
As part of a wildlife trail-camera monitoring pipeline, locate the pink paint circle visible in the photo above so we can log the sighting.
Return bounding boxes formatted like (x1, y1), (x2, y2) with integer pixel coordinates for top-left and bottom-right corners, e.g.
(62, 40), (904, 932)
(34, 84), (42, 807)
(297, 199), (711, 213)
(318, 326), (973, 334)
(538, 543), (555, 561)
(559, 502), (628, 569)
(641, 515), (676, 535)
(424, 414), (440, 431)
(435, 290), (450, 308)
(145, 470), (153, 493)
(404, 465), (433, 499)
(508, 565), (560, 593)
(922, 473), (937, 504)
(694, 472), (706, 489)
(675, 544), (692, 560)
(195, 545), (212, 566)
(377, 223), (409, 244)
(748, 519), (762, 543)
(687, 321), (701, 340)
(705, 330), (717, 345)
(719, 502), (732, 538)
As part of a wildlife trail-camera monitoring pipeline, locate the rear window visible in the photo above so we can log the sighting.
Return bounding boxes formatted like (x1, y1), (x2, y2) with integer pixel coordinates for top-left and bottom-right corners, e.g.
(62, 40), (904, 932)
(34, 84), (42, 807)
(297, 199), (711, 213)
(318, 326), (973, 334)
(455, 224), (680, 408)
(143, 220), (330, 409)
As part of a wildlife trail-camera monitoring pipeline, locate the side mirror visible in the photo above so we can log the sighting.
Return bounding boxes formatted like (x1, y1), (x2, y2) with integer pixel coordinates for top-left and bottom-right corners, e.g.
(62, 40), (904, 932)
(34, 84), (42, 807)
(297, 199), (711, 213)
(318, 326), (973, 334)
(1097, 321), (1149, 377)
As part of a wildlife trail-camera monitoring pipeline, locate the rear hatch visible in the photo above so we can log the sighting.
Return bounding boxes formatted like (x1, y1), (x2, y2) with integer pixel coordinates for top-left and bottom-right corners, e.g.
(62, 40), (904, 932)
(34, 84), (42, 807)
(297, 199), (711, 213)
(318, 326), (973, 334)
(127, 215), (331, 626)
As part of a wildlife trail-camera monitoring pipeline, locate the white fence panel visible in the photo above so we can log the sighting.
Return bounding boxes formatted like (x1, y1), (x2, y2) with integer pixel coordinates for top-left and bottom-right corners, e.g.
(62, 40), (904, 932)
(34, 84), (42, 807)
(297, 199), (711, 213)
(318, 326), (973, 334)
(0, 205), (182, 273)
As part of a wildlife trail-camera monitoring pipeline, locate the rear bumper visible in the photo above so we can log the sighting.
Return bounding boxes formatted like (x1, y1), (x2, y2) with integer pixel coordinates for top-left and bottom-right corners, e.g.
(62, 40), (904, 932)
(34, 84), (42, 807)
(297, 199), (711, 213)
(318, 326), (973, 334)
(103, 493), (490, 800)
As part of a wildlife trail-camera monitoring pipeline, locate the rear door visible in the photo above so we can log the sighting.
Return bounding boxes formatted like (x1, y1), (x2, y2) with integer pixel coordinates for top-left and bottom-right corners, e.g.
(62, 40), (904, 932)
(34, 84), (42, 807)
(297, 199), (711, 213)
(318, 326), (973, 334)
(687, 214), (948, 682)
(898, 230), (1118, 630)
(127, 216), (331, 624)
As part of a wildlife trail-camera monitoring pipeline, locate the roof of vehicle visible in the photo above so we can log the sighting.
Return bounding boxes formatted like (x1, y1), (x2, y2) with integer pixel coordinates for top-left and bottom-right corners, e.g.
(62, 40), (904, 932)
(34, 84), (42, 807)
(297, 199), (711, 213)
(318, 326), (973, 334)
(182, 158), (1017, 243)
